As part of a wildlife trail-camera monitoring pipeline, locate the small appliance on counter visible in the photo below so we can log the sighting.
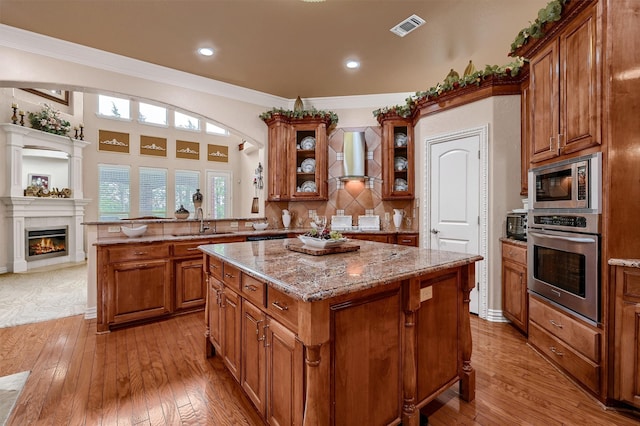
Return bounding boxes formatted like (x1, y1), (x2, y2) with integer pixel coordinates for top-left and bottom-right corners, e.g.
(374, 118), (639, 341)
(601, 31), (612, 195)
(506, 211), (527, 241)
(358, 215), (380, 231)
(331, 215), (353, 231)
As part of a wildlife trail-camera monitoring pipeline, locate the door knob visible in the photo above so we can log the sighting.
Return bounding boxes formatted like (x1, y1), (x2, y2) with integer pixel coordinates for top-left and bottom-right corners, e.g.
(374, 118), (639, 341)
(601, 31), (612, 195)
(431, 228), (440, 234)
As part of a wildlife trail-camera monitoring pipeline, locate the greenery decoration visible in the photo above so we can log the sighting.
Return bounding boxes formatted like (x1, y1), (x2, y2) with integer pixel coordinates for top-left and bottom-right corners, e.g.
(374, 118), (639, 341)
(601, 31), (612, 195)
(259, 107), (339, 126)
(510, 0), (569, 55)
(373, 57), (526, 119)
(28, 103), (71, 136)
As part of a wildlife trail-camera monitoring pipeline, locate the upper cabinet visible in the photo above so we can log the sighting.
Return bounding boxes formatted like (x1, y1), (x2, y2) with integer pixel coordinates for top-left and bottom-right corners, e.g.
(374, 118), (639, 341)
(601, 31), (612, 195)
(263, 114), (331, 202)
(379, 114), (414, 200)
(528, 2), (601, 164)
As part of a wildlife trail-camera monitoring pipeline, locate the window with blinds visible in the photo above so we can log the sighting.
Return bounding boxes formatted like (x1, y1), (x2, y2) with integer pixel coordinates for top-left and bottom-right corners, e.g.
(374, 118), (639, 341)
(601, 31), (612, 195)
(206, 170), (231, 219)
(139, 167), (167, 217)
(175, 170), (200, 216)
(98, 165), (130, 220)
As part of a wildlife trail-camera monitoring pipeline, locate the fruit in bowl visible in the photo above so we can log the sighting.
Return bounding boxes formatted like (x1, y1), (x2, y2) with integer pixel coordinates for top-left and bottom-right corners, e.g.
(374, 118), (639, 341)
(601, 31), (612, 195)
(121, 225), (148, 238)
(253, 222), (269, 231)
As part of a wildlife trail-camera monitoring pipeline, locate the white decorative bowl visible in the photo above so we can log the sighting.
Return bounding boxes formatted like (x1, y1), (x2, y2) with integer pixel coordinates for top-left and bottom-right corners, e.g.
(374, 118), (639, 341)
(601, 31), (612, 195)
(253, 222), (269, 230)
(121, 225), (148, 238)
(298, 235), (347, 248)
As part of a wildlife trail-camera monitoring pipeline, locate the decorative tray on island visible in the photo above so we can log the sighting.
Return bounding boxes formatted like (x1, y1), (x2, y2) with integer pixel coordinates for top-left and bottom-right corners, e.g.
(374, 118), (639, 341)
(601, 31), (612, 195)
(286, 233), (360, 256)
(297, 235), (347, 248)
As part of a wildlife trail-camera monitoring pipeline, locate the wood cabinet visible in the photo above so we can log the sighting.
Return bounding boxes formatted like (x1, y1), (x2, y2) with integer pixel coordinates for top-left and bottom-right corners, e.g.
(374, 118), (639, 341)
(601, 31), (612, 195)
(528, 294), (601, 394)
(378, 114), (414, 200)
(520, 77), (530, 196)
(501, 240), (528, 334)
(207, 275), (223, 354)
(221, 286), (242, 381)
(612, 264), (640, 408)
(528, 2), (601, 164)
(241, 299), (266, 413)
(175, 257), (205, 310)
(264, 114), (331, 202)
(343, 232), (419, 246)
(102, 243), (172, 329)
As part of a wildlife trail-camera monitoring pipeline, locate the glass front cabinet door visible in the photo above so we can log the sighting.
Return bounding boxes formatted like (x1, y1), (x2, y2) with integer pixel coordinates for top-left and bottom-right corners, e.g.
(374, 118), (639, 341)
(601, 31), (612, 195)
(380, 115), (414, 200)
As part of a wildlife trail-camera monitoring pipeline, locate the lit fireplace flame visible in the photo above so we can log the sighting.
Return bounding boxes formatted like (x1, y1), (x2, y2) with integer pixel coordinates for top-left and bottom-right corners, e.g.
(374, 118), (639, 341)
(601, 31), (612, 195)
(30, 238), (65, 255)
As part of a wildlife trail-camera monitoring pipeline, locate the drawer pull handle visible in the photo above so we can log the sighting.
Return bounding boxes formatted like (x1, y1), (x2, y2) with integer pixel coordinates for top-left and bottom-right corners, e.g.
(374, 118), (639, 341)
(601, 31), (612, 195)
(211, 264), (219, 269)
(549, 346), (564, 357)
(549, 319), (564, 329)
(186, 247), (198, 251)
(244, 284), (258, 292)
(134, 251), (147, 255)
(271, 301), (288, 311)
(225, 273), (235, 279)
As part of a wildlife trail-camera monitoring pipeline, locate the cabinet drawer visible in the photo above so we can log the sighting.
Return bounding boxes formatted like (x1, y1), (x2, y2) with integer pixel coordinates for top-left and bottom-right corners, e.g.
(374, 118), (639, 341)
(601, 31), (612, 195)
(108, 243), (170, 263)
(267, 286), (299, 333)
(173, 240), (209, 257)
(529, 295), (600, 362)
(208, 256), (223, 280)
(222, 263), (241, 290)
(397, 234), (418, 246)
(241, 273), (265, 307)
(529, 322), (600, 394)
(502, 242), (526, 266)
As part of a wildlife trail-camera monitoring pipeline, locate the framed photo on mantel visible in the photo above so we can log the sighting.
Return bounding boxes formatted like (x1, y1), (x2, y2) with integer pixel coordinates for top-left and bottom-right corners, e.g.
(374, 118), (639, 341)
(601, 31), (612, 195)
(21, 88), (70, 106)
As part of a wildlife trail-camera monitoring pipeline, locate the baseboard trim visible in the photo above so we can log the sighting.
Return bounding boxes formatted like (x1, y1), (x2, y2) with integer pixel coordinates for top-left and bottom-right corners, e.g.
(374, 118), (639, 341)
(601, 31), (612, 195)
(0, 266), (7, 274)
(84, 306), (97, 320)
(486, 309), (509, 323)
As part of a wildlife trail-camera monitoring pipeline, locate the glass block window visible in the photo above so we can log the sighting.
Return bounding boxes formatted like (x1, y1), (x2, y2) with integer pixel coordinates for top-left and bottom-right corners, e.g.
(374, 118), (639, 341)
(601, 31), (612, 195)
(206, 170), (231, 219)
(98, 165), (130, 220)
(139, 102), (168, 126)
(206, 122), (229, 136)
(139, 167), (167, 217)
(98, 94), (130, 119)
(175, 111), (200, 131)
(175, 170), (200, 216)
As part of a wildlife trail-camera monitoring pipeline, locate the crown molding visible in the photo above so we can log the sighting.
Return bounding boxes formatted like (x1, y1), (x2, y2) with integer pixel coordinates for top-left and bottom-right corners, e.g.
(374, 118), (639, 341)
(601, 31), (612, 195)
(1, 24), (412, 111)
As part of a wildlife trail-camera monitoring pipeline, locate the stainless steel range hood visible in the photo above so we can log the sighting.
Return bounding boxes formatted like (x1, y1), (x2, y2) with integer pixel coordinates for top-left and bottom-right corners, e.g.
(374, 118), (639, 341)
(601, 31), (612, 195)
(340, 131), (368, 181)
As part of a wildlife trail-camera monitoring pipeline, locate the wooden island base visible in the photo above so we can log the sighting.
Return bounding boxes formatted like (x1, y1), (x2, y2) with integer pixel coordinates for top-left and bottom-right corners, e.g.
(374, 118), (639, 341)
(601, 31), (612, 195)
(202, 240), (479, 426)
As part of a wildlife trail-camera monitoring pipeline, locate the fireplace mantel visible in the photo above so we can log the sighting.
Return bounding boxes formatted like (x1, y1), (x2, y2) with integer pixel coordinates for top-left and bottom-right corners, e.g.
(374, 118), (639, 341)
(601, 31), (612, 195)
(1, 124), (91, 272)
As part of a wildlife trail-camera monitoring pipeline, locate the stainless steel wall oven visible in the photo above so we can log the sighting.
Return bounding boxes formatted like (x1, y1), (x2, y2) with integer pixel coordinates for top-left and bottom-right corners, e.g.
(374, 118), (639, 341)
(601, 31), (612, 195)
(527, 153), (602, 325)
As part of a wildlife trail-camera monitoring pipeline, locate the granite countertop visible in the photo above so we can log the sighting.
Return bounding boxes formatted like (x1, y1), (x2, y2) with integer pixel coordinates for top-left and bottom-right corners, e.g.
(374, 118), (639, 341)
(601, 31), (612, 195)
(499, 237), (527, 247)
(199, 238), (482, 302)
(608, 259), (640, 268)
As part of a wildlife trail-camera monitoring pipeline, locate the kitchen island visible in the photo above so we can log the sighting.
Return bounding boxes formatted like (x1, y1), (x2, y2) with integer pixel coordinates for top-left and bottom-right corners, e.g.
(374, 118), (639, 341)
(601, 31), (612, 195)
(200, 238), (482, 426)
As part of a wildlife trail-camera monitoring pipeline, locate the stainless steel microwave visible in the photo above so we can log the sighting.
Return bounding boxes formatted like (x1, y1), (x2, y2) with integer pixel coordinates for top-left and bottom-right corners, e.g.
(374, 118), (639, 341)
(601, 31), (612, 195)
(528, 153), (601, 212)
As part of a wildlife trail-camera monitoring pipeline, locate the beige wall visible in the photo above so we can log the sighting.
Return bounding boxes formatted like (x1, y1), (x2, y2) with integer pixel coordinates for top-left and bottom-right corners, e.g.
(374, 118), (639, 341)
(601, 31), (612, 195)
(414, 95), (523, 318)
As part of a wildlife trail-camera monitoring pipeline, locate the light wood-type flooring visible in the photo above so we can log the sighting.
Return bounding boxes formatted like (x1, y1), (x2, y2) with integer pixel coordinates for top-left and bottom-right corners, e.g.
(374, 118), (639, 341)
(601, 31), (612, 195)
(1, 312), (638, 425)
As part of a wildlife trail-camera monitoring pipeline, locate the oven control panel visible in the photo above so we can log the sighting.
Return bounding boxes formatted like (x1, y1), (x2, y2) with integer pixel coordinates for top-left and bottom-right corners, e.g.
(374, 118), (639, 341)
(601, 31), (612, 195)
(533, 215), (587, 228)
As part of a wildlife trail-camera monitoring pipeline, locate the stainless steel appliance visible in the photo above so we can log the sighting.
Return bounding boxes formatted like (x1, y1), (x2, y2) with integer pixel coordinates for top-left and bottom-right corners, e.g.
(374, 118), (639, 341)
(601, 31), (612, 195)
(506, 212), (527, 241)
(527, 153), (602, 325)
(528, 211), (601, 325)
(529, 152), (601, 211)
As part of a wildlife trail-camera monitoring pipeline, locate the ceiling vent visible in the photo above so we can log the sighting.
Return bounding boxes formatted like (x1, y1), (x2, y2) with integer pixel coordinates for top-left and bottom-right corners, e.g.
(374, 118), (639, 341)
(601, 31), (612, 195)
(390, 14), (425, 37)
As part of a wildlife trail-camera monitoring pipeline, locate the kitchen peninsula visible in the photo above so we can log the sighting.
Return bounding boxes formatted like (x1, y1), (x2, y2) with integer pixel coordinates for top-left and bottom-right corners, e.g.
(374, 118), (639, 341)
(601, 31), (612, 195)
(200, 238), (482, 425)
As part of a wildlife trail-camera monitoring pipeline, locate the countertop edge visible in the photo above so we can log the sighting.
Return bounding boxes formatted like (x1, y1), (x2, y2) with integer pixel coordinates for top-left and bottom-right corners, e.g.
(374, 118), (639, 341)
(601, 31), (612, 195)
(608, 258), (640, 268)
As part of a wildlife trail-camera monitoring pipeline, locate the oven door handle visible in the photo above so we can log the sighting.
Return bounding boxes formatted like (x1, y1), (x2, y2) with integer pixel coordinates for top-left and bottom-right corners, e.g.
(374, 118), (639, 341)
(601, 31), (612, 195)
(528, 231), (596, 244)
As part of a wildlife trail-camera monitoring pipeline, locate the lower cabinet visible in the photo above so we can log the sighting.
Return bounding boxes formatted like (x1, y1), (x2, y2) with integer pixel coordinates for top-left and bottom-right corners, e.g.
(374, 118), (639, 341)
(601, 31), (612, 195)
(612, 264), (640, 408)
(208, 276), (223, 354)
(528, 294), (602, 395)
(501, 240), (528, 334)
(107, 258), (172, 326)
(175, 257), (205, 310)
(221, 287), (242, 382)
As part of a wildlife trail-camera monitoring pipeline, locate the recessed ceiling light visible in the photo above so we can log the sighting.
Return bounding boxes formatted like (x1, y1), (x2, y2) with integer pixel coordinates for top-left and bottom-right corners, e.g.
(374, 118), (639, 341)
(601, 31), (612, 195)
(198, 47), (214, 57)
(346, 60), (360, 69)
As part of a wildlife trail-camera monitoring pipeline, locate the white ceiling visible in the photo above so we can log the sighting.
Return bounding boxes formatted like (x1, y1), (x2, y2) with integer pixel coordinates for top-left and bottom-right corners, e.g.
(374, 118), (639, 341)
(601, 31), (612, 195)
(0, 0), (549, 99)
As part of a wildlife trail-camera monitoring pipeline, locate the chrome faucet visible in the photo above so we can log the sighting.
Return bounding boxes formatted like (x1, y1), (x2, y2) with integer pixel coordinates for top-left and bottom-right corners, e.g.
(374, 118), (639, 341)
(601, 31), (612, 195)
(196, 207), (209, 233)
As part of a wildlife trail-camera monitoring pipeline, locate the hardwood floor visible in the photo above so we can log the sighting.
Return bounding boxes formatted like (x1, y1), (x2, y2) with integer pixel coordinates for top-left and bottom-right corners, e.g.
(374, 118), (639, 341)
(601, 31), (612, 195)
(0, 313), (638, 425)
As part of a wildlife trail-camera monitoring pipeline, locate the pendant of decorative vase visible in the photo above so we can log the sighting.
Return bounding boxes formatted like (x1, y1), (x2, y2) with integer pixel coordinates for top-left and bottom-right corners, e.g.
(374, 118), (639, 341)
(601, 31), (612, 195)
(294, 96), (303, 112)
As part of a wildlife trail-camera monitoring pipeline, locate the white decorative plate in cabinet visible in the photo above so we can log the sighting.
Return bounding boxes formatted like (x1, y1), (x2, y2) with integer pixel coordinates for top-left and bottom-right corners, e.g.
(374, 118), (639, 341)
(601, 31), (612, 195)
(300, 136), (316, 150)
(300, 180), (317, 192)
(394, 133), (407, 147)
(300, 158), (316, 173)
(394, 156), (408, 171)
(394, 178), (408, 191)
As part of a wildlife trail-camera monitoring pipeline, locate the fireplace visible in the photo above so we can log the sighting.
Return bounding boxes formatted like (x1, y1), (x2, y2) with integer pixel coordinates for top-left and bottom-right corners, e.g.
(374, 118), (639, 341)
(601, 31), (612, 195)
(25, 227), (68, 261)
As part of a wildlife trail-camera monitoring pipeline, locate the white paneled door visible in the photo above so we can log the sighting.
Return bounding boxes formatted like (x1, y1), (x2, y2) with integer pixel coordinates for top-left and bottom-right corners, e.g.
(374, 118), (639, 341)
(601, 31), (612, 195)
(429, 135), (480, 314)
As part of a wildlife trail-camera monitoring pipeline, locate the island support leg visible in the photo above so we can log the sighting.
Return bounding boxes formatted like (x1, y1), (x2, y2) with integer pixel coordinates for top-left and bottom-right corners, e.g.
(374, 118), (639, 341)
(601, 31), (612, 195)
(303, 343), (330, 425)
(402, 310), (419, 426)
(459, 265), (476, 402)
